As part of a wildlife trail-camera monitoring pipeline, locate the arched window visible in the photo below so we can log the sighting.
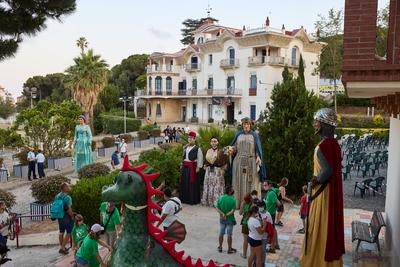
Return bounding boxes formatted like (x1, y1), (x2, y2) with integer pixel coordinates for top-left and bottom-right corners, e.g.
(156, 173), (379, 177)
(197, 37), (204, 44)
(166, 77), (172, 95)
(228, 47), (235, 65)
(155, 76), (162, 95)
(291, 47), (298, 66)
(148, 77), (152, 90)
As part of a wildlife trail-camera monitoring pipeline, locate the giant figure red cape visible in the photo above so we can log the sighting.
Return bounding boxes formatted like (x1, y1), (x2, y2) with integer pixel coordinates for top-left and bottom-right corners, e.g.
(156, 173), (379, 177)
(318, 137), (345, 261)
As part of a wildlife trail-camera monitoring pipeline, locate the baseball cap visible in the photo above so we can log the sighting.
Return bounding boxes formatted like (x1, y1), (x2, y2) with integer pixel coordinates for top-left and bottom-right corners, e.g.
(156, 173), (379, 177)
(91, 224), (104, 233)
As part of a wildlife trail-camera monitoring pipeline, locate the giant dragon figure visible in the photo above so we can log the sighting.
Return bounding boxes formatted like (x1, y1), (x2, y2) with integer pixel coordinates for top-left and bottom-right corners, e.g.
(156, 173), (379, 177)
(102, 156), (230, 267)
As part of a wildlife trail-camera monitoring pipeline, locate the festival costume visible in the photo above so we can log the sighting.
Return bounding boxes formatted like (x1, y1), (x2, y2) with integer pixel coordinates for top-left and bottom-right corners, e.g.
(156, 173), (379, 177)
(180, 142), (203, 205)
(230, 129), (266, 206)
(201, 148), (228, 206)
(300, 108), (345, 267)
(74, 124), (93, 173)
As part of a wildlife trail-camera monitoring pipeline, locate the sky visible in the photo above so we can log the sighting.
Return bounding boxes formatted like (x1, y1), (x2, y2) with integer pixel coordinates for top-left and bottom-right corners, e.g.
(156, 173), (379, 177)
(0, 0), (388, 99)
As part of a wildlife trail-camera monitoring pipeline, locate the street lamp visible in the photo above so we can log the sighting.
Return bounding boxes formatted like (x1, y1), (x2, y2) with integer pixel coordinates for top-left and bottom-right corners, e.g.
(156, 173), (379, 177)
(119, 95), (133, 134)
(24, 87), (37, 108)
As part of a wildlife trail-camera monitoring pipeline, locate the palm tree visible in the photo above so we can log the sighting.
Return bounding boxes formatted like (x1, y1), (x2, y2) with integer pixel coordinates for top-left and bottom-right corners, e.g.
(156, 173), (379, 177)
(64, 49), (109, 128)
(76, 37), (88, 53)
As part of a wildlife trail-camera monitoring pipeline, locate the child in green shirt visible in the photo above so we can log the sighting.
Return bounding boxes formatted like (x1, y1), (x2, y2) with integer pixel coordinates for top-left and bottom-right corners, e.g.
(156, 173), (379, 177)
(72, 214), (88, 250)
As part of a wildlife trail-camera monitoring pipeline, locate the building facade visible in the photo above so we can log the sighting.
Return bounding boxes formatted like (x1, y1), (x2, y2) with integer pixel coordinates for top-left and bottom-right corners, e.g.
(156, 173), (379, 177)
(342, 1), (400, 266)
(137, 19), (324, 124)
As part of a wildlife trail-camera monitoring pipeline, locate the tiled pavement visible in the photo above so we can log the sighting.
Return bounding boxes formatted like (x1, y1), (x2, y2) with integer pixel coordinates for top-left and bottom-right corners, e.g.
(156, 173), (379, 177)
(265, 206), (389, 267)
(55, 205), (390, 267)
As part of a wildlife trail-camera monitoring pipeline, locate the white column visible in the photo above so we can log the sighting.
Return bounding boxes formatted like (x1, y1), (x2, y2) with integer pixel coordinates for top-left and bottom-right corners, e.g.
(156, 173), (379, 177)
(372, 107), (375, 116)
(367, 107), (370, 116)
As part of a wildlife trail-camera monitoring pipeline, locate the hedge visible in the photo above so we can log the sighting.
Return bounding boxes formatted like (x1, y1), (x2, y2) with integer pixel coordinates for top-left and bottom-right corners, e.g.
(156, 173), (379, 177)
(335, 127), (389, 140)
(102, 136), (115, 148)
(78, 163), (110, 179)
(30, 175), (71, 204)
(70, 175), (115, 226)
(339, 115), (390, 128)
(101, 115), (141, 134)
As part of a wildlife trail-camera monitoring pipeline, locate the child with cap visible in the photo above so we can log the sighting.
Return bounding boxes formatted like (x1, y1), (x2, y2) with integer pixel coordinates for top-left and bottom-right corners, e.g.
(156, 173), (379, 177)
(76, 224), (111, 267)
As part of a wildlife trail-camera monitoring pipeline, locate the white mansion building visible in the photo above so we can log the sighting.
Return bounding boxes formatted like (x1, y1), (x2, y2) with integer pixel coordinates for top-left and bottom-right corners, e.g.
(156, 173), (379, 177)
(137, 18), (324, 124)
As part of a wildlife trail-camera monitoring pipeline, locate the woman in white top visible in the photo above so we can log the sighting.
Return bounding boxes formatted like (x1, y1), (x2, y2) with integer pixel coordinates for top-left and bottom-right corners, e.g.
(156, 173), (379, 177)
(247, 205), (265, 267)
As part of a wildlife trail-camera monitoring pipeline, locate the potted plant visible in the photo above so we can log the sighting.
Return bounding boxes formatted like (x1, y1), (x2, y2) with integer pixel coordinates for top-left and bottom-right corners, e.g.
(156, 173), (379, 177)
(98, 136), (116, 157)
(13, 148), (35, 178)
(134, 130), (150, 148)
(30, 175), (70, 221)
(0, 189), (16, 209)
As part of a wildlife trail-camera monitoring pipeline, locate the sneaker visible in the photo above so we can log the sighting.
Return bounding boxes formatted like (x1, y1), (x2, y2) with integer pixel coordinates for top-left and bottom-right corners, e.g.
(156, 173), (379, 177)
(276, 221), (284, 227)
(297, 228), (305, 234)
(227, 248), (237, 254)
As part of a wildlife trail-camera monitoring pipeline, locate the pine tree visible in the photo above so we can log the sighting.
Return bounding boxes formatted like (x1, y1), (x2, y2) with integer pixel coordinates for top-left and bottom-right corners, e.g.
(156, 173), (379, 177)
(258, 66), (325, 196)
(0, 0), (76, 61)
(180, 17), (218, 45)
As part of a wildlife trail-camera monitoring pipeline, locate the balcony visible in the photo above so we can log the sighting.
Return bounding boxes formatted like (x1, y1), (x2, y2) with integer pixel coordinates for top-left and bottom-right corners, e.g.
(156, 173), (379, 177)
(267, 56), (286, 66)
(146, 64), (176, 74)
(135, 88), (242, 98)
(185, 63), (201, 72)
(248, 56), (266, 66)
(249, 88), (257, 96)
(220, 59), (239, 69)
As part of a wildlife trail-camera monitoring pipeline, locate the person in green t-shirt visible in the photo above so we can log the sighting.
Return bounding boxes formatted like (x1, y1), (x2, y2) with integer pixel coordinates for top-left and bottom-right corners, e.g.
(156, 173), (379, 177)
(72, 214), (88, 251)
(99, 202), (121, 247)
(76, 224), (111, 267)
(215, 186), (237, 254)
(263, 180), (281, 253)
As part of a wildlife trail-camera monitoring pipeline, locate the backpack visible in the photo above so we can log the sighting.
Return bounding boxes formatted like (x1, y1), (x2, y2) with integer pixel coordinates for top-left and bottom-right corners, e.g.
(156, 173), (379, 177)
(50, 194), (66, 220)
(168, 199), (182, 215)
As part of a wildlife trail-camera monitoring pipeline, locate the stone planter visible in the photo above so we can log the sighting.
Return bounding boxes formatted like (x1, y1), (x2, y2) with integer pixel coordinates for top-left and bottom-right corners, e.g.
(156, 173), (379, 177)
(13, 164), (37, 179)
(150, 137), (164, 144)
(127, 142), (135, 151)
(30, 201), (51, 221)
(98, 147), (115, 157)
(0, 169), (8, 183)
(47, 157), (72, 170)
(134, 139), (151, 148)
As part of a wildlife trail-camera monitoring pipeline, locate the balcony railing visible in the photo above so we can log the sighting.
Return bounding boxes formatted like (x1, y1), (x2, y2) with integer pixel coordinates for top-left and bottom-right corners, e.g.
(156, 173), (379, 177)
(146, 64), (175, 73)
(136, 88), (242, 97)
(249, 88), (257, 96)
(185, 63), (201, 72)
(248, 56), (266, 66)
(266, 56), (286, 65)
(220, 58), (239, 69)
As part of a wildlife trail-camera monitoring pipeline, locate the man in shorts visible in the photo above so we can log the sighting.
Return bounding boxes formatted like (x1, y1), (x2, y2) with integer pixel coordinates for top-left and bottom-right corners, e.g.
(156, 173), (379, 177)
(56, 183), (74, 254)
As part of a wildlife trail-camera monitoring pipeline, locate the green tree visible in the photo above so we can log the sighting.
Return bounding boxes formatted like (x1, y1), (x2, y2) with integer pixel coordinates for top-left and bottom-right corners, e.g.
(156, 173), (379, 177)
(76, 37), (88, 54)
(376, 3), (389, 57)
(98, 84), (120, 112)
(0, 0), (76, 61)
(180, 17), (218, 45)
(135, 74), (147, 90)
(258, 67), (325, 196)
(0, 97), (15, 119)
(20, 73), (70, 107)
(109, 54), (148, 96)
(14, 100), (81, 156)
(0, 128), (23, 148)
(315, 8), (343, 113)
(64, 49), (109, 128)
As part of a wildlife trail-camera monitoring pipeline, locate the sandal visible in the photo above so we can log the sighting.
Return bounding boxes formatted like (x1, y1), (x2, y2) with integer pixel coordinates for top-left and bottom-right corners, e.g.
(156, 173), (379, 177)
(217, 246), (222, 253)
(227, 248), (237, 254)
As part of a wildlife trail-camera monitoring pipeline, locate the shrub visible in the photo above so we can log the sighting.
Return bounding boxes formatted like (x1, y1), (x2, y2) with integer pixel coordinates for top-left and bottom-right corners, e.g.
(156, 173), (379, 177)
(141, 124), (157, 132)
(132, 145), (182, 189)
(101, 115), (141, 134)
(340, 115), (389, 128)
(30, 175), (71, 204)
(78, 163), (110, 179)
(120, 134), (133, 143)
(70, 175), (115, 226)
(335, 127), (389, 139)
(14, 148), (30, 165)
(150, 128), (161, 137)
(336, 94), (371, 107)
(137, 130), (149, 140)
(373, 115), (385, 127)
(104, 108), (135, 118)
(101, 136), (115, 148)
(0, 128), (24, 148)
(0, 189), (16, 208)
(208, 118), (214, 123)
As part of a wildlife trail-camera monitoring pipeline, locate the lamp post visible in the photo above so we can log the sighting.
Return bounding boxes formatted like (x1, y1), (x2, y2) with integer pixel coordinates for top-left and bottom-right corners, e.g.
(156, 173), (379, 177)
(119, 95), (133, 134)
(24, 87), (37, 108)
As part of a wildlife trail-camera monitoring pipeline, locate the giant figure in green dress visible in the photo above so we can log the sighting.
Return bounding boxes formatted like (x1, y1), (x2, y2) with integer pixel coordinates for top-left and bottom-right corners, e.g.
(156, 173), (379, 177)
(73, 115), (93, 173)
